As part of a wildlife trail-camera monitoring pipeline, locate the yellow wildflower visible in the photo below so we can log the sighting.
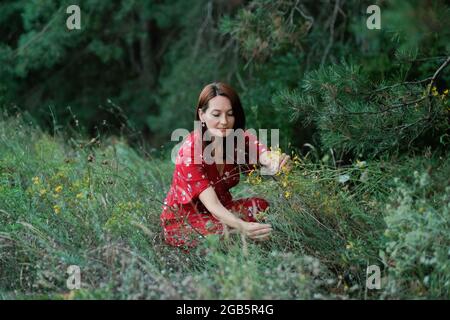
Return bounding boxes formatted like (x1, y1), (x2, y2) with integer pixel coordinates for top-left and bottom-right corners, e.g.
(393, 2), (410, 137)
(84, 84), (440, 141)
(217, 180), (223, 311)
(281, 165), (291, 174)
(431, 86), (439, 96)
(39, 189), (47, 197)
(32, 176), (40, 185)
(76, 193), (83, 199)
(346, 242), (354, 250)
(284, 191), (291, 199)
(54, 185), (63, 193)
(56, 172), (66, 179)
(53, 205), (61, 214)
(356, 159), (367, 168)
(443, 89), (448, 95)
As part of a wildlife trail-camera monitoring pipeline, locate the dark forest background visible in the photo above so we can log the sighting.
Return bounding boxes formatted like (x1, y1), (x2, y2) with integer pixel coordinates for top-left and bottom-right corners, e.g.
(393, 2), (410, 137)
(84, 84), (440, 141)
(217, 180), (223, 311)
(0, 0), (447, 154)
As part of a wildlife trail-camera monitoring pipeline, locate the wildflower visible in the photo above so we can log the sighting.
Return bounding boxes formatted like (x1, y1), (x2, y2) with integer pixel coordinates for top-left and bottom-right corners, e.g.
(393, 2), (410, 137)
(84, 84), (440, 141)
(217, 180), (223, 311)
(76, 193), (83, 199)
(39, 189), (47, 197)
(345, 242), (354, 250)
(53, 205), (61, 214)
(32, 176), (40, 185)
(255, 210), (267, 222)
(359, 170), (369, 183)
(443, 89), (448, 95)
(338, 174), (350, 184)
(55, 185), (63, 193)
(56, 172), (66, 179)
(281, 164), (291, 174)
(284, 191), (291, 199)
(431, 86), (439, 96)
(355, 160), (367, 168)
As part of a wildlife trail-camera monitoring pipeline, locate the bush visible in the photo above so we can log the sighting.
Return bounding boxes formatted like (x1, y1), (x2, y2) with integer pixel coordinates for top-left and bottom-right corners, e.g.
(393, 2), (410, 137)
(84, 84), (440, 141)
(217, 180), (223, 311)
(381, 164), (450, 298)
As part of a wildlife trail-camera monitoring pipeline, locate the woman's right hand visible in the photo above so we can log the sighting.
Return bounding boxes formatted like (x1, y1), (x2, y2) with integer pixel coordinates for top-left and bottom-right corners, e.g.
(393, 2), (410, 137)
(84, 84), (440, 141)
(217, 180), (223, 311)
(198, 187), (272, 241)
(239, 221), (272, 241)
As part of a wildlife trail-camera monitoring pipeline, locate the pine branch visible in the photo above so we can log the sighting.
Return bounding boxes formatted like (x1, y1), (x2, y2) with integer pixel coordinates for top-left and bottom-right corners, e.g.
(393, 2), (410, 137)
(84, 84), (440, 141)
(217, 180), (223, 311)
(352, 56), (450, 116)
(428, 56), (450, 95)
(370, 77), (433, 95)
(346, 96), (428, 115)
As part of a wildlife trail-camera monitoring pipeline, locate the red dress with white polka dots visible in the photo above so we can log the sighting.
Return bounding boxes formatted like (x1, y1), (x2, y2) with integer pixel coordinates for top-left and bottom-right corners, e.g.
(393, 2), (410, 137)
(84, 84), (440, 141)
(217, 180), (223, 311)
(160, 130), (269, 248)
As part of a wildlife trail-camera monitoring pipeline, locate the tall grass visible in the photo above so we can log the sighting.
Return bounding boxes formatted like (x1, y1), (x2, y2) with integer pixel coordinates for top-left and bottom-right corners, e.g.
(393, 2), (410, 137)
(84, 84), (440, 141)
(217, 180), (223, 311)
(0, 111), (448, 299)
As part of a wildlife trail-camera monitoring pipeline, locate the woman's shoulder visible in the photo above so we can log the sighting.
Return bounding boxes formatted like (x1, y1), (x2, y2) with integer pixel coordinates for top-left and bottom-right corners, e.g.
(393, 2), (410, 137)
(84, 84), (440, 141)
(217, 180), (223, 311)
(176, 130), (203, 164)
(180, 130), (202, 151)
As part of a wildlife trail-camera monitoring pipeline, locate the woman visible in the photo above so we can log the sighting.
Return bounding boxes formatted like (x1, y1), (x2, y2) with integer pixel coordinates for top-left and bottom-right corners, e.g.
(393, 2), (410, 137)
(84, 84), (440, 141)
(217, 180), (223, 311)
(160, 82), (291, 248)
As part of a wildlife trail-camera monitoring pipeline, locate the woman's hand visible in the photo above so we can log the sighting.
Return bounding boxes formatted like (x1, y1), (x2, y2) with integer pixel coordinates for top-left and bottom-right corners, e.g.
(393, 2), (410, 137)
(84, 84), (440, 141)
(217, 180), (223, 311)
(260, 151), (292, 175)
(277, 152), (292, 173)
(199, 187), (272, 241)
(239, 221), (272, 241)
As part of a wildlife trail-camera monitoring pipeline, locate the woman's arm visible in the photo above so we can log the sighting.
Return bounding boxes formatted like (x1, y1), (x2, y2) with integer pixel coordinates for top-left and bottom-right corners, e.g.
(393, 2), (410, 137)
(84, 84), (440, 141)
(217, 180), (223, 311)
(199, 187), (272, 240)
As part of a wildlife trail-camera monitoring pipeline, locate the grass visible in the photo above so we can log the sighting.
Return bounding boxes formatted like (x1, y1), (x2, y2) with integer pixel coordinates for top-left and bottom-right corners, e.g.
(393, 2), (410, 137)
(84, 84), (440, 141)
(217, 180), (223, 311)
(0, 111), (448, 299)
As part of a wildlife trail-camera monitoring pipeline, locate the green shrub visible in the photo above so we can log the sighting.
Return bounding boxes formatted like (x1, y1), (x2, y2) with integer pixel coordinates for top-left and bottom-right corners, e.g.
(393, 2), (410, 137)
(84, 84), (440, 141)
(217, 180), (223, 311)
(381, 166), (450, 298)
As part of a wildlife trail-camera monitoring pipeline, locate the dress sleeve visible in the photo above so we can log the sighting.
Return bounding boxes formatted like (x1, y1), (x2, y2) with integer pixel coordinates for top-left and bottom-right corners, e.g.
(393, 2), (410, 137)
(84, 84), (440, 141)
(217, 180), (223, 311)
(244, 130), (268, 160)
(239, 130), (268, 175)
(173, 134), (211, 204)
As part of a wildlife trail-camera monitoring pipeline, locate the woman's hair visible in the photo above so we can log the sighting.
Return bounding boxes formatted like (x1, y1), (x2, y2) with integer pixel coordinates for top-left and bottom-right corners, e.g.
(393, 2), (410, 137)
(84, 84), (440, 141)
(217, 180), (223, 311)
(194, 82), (246, 162)
(195, 82), (246, 130)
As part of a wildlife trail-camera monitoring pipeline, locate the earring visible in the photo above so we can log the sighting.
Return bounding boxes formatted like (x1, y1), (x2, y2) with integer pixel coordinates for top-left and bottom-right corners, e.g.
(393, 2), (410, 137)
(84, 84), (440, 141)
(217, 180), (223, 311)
(202, 122), (206, 128)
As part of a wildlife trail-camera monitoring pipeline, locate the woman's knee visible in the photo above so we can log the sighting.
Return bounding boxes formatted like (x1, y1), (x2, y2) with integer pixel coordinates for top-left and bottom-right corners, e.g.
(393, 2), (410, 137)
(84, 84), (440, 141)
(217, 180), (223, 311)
(252, 197), (270, 211)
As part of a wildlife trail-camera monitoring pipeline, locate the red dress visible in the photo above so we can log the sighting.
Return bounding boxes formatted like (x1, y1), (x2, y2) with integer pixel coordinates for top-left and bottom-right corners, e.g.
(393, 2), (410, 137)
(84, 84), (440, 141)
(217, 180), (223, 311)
(160, 130), (269, 248)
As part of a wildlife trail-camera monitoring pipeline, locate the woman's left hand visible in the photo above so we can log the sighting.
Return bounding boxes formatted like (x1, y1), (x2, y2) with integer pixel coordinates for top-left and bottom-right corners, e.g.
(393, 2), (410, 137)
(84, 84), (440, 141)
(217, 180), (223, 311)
(276, 152), (292, 173)
(261, 151), (292, 175)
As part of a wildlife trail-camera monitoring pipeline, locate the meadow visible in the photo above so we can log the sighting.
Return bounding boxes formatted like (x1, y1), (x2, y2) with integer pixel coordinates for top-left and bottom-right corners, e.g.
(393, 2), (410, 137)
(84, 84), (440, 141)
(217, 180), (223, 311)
(1, 111), (448, 299)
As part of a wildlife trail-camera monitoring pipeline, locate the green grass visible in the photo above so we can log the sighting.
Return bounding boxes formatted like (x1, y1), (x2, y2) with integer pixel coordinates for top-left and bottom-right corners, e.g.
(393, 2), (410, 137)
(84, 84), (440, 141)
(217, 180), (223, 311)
(0, 112), (448, 299)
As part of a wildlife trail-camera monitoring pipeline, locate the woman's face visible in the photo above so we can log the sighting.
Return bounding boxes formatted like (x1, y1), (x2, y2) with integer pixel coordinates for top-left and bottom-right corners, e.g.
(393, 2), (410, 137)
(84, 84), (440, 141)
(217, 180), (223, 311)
(199, 95), (235, 137)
